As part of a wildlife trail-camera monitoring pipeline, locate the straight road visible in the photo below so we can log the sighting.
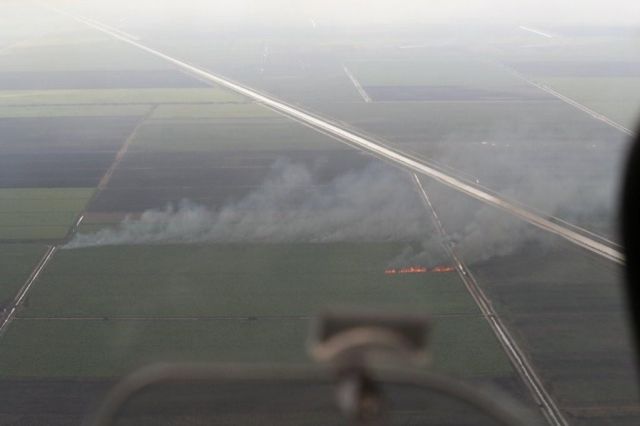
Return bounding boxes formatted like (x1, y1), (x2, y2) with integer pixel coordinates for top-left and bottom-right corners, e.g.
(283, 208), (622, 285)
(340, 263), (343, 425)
(413, 173), (569, 426)
(51, 7), (625, 266)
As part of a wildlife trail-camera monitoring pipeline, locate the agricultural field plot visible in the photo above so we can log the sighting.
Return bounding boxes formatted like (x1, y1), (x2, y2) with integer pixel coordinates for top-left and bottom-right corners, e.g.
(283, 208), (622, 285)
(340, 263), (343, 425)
(88, 100), (364, 212)
(21, 243), (476, 318)
(128, 118), (344, 152)
(423, 179), (640, 425)
(84, 150), (376, 213)
(0, 116), (141, 156)
(0, 114), (140, 240)
(0, 104), (151, 118)
(0, 36), (175, 72)
(0, 70), (209, 91)
(0, 244), (47, 309)
(0, 314), (510, 380)
(150, 102), (281, 120)
(305, 99), (616, 147)
(345, 59), (550, 102)
(346, 59), (524, 87)
(0, 188), (93, 240)
(4, 242), (513, 381)
(0, 88), (243, 106)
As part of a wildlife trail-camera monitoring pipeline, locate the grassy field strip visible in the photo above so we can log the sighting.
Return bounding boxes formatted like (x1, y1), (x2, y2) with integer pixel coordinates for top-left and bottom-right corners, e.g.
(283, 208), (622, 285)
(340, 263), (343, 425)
(18, 316), (314, 320)
(0, 88), (243, 105)
(16, 312), (479, 321)
(60, 9), (623, 264)
(5, 236), (512, 378)
(0, 104), (151, 117)
(413, 174), (568, 426)
(0, 314), (508, 378)
(127, 118), (351, 153)
(0, 189), (95, 241)
(149, 102), (281, 119)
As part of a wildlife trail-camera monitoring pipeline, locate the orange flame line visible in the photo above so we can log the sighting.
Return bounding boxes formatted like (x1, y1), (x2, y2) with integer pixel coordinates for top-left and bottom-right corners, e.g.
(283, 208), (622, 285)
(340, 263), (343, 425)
(384, 265), (455, 275)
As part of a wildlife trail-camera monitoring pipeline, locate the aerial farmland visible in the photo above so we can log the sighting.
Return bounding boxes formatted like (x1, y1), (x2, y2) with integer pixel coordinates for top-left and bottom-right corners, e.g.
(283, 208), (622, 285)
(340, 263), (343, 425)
(0, 2), (639, 425)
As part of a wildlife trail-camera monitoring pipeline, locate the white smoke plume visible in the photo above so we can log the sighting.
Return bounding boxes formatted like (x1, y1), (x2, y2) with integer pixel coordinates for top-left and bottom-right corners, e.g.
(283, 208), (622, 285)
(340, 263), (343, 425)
(66, 160), (437, 249)
(65, 157), (588, 266)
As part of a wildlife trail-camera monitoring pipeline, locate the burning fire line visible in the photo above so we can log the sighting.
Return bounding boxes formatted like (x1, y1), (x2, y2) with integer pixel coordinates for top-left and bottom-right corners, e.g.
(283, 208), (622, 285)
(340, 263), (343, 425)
(384, 265), (455, 275)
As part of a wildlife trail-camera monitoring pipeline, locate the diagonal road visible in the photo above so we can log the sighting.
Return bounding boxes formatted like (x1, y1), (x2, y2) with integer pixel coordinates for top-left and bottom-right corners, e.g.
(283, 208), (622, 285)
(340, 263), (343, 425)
(48, 7), (624, 265)
(413, 173), (568, 426)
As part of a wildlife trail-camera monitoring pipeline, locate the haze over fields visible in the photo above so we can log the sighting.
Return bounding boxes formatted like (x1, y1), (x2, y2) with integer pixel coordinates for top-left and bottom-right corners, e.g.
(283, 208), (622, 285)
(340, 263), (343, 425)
(0, 1), (639, 425)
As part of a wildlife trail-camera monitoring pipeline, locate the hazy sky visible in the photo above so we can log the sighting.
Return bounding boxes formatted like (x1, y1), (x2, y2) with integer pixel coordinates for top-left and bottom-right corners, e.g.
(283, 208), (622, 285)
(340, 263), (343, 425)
(99, 0), (640, 26)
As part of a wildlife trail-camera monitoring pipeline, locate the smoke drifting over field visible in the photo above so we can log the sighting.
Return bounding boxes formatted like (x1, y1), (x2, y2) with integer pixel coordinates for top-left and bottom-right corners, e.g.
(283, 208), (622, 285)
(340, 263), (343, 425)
(67, 160), (436, 251)
(66, 157), (576, 265)
(66, 146), (620, 265)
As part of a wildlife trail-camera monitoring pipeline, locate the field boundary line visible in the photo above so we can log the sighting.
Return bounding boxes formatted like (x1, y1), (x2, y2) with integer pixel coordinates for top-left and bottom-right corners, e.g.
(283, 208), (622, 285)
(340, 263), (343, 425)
(97, 106), (156, 191)
(412, 173), (569, 426)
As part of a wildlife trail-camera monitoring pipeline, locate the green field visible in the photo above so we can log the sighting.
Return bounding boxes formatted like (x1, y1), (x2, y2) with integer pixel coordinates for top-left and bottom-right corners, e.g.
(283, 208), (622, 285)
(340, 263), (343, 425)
(347, 58), (527, 88)
(0, 104), (152, 118)
(0, 314), (510, 378)
(150, 102), (280, 119)
(0, 241), (516, 379)
(0, 319), (308, 377)
(0, 88), (244, 106)
(0, 188), (94, 240)
(0, 38), (175, 72)
(23, 243), (478, 317)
